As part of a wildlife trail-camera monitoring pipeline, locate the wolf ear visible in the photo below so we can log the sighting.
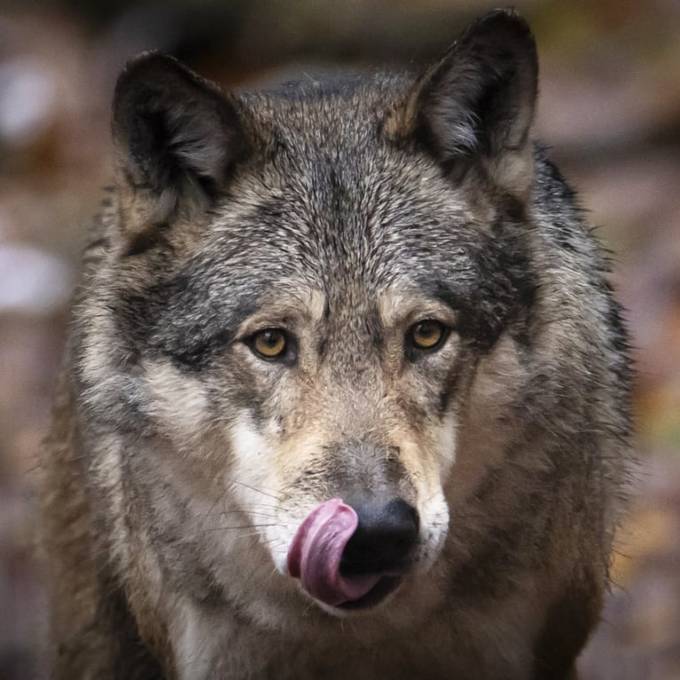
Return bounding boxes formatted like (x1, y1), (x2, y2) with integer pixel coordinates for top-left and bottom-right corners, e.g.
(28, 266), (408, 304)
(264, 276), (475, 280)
(112, 52), (246, 233)
(391, 10), (538, 196)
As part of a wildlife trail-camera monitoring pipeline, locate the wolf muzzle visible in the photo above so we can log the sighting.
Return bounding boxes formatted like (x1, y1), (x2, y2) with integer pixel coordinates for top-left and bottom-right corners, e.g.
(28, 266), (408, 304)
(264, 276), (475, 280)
(287, 497), (419, 609)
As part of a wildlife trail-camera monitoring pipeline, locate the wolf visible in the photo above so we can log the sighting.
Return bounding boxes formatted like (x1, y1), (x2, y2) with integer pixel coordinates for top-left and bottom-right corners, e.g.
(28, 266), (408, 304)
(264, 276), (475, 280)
(39, 9), (633, 680)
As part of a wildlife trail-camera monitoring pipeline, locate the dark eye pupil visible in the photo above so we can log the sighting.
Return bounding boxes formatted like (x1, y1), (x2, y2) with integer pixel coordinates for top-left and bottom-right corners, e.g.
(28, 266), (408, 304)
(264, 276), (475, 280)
(417, 322), (436, 337)
(262, 331), (280, 346)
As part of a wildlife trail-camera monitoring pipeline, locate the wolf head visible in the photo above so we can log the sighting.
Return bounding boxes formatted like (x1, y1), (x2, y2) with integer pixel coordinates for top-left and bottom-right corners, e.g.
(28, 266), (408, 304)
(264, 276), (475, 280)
(80, 10), (542, 621)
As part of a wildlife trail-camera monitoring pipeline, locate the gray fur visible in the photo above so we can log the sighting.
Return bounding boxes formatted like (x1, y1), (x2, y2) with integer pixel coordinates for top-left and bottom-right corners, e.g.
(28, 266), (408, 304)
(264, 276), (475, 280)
(40, 10), (632, 680)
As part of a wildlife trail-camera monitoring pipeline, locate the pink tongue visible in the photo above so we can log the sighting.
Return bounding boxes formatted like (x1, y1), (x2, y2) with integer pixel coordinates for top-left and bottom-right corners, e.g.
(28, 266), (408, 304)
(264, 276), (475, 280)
(287, 499), (381, 607)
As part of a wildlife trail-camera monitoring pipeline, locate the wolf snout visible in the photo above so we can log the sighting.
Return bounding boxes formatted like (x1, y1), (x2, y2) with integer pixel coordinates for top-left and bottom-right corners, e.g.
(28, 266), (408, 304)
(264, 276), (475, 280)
(287, 497), (419, 610)
(340, 498), (419, 576)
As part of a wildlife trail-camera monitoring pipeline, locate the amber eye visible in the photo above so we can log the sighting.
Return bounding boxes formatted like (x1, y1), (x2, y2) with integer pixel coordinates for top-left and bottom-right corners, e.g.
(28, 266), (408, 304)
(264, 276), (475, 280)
(410, 320), (446, 351)
(251, 329), (288, 359)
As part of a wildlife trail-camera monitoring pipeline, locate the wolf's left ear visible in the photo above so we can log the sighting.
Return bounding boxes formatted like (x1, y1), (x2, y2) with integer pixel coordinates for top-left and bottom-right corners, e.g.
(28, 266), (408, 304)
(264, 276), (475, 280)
(390, 9), (538, 196)
(112, 52), (247, 227)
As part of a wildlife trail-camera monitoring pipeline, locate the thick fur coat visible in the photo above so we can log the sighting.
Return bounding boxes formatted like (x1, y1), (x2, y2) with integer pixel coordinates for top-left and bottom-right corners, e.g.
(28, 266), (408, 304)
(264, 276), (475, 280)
(40, 10), (633, 680)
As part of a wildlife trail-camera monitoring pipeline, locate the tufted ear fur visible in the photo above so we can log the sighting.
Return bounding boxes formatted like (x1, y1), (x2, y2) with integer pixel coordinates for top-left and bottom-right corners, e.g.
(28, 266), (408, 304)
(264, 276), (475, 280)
(388, 9), (538, 197)
(112, 52), (247, 251)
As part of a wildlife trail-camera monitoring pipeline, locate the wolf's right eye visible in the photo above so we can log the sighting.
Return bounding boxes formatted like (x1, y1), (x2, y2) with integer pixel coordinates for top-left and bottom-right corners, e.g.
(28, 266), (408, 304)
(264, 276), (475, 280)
(250, 328), (289, 361)
(407, 320), (448, 355)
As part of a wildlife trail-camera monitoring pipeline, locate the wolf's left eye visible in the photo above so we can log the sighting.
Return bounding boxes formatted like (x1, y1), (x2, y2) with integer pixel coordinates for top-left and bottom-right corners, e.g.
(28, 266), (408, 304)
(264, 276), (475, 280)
(408, 320), (448, 353)
(250, 328), (288, 360)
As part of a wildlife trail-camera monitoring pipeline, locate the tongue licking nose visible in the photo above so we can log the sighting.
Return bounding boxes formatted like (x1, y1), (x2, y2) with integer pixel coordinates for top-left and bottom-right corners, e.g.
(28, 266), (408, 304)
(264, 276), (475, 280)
(287, 499), (381, 607)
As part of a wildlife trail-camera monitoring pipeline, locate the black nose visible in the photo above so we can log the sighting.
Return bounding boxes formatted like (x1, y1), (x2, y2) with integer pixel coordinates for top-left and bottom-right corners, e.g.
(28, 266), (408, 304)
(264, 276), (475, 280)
(340, 498), (419, 576)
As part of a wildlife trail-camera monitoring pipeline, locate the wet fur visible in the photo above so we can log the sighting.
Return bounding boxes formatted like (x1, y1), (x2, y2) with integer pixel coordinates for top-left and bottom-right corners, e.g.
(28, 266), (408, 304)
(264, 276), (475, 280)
(40, 10), (632, 680)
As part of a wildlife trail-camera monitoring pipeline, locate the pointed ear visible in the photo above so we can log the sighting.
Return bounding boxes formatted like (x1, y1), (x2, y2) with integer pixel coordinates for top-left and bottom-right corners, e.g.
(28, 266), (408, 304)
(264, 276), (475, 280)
(112, 52), (247, 230)
(389, 10), (538, 196)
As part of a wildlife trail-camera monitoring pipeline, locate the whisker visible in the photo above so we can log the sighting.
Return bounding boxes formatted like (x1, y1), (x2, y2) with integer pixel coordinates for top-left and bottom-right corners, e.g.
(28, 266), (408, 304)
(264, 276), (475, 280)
(233, 531), (269, 540)
(209, 510), (279, 520)
(200, 523), (284, 533)
(234, 503), (284, 512)
(229, 480), (283, 502)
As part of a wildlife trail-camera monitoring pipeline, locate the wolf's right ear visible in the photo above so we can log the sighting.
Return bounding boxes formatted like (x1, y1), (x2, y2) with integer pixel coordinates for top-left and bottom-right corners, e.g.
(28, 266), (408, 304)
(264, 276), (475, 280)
(112, 53), (247, 239)
(388, 10), (538, 197)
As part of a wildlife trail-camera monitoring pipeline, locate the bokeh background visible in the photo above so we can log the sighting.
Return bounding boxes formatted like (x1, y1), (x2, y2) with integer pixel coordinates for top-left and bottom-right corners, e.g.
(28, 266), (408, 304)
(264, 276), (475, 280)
(0, 1), (679, 678)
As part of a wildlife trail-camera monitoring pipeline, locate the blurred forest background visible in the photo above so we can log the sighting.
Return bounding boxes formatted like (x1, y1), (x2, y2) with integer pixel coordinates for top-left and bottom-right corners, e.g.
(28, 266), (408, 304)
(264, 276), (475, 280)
(0, 1), (679, 678)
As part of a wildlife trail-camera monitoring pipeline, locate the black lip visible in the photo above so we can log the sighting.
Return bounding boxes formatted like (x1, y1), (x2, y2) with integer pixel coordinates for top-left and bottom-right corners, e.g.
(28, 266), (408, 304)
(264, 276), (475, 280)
(336, 576), (402, 610)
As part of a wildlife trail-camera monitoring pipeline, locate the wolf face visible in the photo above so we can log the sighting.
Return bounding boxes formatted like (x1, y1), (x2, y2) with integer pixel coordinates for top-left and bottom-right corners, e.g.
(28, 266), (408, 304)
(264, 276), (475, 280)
(75, 11), (608, 634)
